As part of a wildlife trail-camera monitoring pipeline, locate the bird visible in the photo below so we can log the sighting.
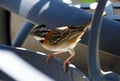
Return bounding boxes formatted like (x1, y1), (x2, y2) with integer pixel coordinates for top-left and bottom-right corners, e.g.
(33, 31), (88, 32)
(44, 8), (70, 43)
(30, 20), (92, 72)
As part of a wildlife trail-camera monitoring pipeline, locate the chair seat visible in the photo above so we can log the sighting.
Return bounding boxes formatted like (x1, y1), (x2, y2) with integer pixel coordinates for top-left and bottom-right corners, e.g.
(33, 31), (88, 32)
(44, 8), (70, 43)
(0, 45), (89, 81)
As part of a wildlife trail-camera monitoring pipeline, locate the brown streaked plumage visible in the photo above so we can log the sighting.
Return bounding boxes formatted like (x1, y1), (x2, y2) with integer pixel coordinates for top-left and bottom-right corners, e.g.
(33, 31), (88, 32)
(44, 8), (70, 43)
(30, 20), (92, 72)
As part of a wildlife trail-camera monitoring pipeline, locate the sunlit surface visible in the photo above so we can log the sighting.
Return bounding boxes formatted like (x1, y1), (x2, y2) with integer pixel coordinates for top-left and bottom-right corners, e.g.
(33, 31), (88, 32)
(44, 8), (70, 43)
(19, 0), (40, 17)
(63, 0), (72, 4)
(16, 47), (27, 50)
(0, 50), (54, 81)
(39, 1), (50, 14)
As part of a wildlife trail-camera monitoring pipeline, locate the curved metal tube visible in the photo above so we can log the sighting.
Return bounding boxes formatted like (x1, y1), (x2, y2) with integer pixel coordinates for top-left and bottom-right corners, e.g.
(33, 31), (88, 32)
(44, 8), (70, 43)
(0, 0), (91, 27)
(88, 0), (107, 80)
(12, 22), (34, 47)
(88, 0), (120, 81)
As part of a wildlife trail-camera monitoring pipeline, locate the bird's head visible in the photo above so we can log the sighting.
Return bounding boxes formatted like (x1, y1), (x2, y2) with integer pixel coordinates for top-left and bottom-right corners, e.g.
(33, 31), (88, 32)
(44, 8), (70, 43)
(30, 24), (50, 42)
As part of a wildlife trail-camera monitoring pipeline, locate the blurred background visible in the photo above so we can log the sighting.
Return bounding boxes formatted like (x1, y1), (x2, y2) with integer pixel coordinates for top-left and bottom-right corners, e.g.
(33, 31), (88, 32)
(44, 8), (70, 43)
(10, 0), (120, 76)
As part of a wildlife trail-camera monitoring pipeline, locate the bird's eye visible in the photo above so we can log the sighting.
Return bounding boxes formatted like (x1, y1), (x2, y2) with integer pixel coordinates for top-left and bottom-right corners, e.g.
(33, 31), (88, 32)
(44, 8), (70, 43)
(38, 31), (47, 37)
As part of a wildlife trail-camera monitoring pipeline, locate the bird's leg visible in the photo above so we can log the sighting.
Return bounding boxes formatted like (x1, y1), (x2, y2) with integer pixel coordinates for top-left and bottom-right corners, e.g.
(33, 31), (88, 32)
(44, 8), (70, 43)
(63, 49), (75, 72)
(46, 51), (64, 62)
(46, 53), (55, 62)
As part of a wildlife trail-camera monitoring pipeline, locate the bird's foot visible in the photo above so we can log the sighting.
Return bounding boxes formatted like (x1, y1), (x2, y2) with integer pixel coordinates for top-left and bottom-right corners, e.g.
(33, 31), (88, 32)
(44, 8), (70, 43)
(63, 60), (71, 73)
(46, 53), (55, 62)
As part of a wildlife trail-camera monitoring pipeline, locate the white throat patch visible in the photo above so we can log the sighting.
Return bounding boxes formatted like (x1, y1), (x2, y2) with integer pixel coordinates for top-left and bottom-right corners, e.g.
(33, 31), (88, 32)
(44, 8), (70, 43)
(33, 36), (45, 41)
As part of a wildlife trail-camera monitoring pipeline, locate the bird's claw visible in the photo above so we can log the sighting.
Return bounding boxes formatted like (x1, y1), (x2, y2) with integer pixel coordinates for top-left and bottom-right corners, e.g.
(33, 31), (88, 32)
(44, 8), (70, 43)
(46, 53), (55, 62)
(63, 61), (70, 73)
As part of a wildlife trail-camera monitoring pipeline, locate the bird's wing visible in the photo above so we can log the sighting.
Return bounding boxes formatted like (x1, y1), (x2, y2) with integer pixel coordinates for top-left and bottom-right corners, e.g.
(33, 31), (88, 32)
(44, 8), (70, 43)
(48, 20), (91, 45)
(48, 29), (71, 45)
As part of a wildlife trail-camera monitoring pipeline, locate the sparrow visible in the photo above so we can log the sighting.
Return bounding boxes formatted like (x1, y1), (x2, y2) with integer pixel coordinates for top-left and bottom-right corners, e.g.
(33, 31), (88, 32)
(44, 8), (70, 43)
(30, 20), (91, 72)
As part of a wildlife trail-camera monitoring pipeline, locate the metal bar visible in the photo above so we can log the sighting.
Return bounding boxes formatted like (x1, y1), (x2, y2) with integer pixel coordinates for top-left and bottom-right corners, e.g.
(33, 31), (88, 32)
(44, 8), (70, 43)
(109, 15), (120, 21)
(88, 0), (107, 80)
(0, 45), (89, 81)
(12, 22), (34, 47)
(0, 0), (91, 27)
(79, 3), (90, 9)
(0, 49), (54, 81)
(105, 3), (114, 16)
(113, 3), (120, 8)
(80, 18), (120, 56)
(0, 8), (11, 45)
